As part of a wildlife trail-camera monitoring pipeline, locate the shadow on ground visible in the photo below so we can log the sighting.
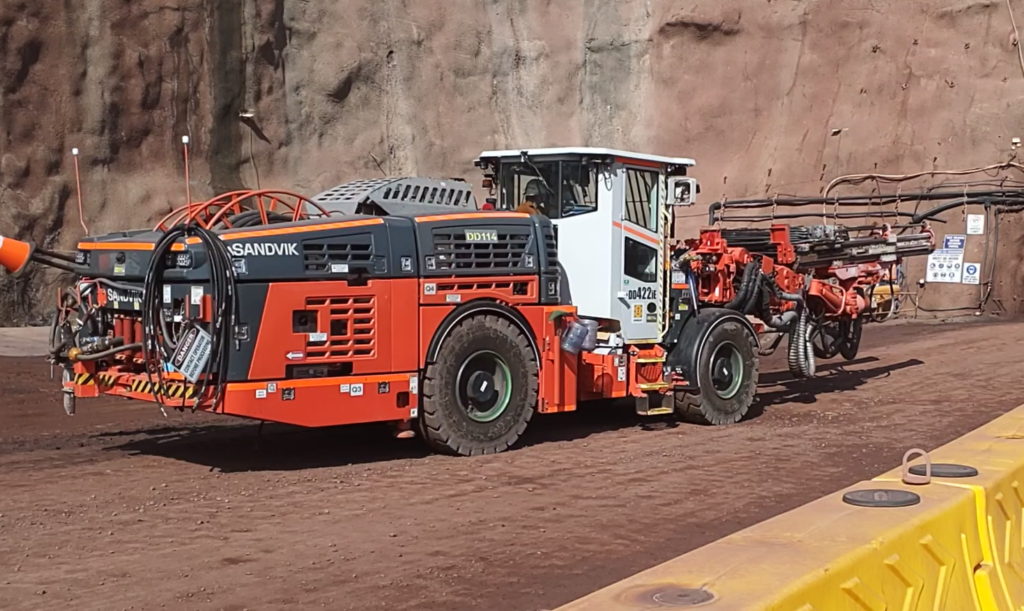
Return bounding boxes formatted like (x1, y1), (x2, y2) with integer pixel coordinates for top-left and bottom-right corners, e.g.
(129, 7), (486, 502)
(99, 357), (924, 473)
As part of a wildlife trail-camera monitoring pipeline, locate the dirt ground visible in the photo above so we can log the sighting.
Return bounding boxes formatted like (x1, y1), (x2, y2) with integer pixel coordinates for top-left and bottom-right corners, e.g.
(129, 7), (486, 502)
(0, 319), (1022, 611)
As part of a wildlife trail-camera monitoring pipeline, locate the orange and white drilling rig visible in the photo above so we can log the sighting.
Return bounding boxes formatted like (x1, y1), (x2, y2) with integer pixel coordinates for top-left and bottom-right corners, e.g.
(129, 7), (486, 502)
(0, 147), (935, 455)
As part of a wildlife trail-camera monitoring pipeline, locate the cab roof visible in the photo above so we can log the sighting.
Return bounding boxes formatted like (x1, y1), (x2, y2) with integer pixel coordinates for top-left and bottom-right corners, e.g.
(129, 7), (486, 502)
(475, 147), (696, 168)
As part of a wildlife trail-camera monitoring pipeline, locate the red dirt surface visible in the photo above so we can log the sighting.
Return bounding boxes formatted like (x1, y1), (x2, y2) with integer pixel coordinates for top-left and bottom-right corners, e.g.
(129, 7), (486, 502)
(1, 320), (1023, 611)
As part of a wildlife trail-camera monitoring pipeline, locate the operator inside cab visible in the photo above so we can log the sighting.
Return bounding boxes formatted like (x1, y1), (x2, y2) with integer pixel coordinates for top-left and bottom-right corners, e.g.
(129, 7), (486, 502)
(516, 179), (551, 215)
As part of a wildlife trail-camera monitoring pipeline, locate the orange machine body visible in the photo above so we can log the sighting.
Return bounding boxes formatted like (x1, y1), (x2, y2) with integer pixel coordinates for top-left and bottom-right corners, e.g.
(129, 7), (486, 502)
(60, 207), (609, 430)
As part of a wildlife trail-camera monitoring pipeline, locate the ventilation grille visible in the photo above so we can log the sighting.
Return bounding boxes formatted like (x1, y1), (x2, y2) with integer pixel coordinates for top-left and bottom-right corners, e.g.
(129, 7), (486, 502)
(542, 225), (558, 267)
(381, 182), (473, 206)
(304, 296), (375, 359)
(302, 234), (374, 273)
(430, 229), (531, 272)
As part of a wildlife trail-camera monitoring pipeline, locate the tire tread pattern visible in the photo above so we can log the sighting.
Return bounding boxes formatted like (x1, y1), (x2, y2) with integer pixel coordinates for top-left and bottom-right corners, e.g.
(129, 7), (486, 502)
(418, 314), (538, 456)
(675, 320), (760, 426)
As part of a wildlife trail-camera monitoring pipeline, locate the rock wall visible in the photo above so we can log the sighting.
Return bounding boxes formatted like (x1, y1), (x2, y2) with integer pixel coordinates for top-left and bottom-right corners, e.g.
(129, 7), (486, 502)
(3, 0), (1024, 323)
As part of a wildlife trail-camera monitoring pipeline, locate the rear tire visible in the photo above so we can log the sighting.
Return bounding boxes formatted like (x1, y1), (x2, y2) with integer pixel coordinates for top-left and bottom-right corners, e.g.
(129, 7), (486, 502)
(675, 320), (759, 425)
(419, 314), (538, 456)
(838, 318), (862, 360)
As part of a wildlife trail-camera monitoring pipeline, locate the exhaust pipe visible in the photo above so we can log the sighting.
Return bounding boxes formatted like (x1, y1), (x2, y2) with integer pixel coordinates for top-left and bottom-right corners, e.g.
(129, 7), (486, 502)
(0, 235), (34, 275)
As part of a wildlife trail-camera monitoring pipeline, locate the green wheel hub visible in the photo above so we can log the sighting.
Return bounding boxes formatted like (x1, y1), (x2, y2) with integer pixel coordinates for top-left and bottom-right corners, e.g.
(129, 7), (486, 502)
(709, 341), (744, 400)
(457, 350), (512, 423)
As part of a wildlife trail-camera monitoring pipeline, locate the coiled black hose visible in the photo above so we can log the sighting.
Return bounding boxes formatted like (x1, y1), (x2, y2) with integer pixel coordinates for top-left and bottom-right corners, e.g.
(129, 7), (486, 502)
(141, 224), (237, 411)
(724, 259), (759, 311)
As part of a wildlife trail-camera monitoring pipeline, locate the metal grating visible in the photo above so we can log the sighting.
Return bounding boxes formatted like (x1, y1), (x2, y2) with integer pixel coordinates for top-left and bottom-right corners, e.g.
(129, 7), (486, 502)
(431, 229), (532, 272)
(311, 177), (477, 215)
(302, 235), (374, 273)
(542, 225), (558, 267)
(304, 296), (375, 359)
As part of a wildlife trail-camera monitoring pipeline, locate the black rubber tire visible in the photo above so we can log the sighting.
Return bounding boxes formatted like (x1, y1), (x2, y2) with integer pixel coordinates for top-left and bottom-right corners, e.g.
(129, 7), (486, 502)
(419, 314), (538, 456)
(675, 319), (759, 425)
(811, 321), (842, 360)
(838, 317), (863, 360)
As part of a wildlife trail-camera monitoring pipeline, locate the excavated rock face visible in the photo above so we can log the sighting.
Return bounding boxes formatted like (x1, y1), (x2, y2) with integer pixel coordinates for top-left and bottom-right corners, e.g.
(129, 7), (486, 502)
(2, 0), (1023, 323)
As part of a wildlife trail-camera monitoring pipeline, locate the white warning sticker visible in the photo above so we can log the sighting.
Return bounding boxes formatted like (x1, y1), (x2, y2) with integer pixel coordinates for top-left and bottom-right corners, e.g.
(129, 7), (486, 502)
(170, 325), (212, 384)
(255, 389), (267, 399)
(339, 384), (351, 393)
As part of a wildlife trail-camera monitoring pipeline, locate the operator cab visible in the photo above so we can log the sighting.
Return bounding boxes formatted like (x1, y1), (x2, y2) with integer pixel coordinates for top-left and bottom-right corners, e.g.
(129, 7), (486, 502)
(474, 147), (698, 343)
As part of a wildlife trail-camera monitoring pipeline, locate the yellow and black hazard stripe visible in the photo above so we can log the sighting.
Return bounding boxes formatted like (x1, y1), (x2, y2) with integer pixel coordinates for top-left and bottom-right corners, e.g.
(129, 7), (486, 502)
(96, 372), (118, 386)
(74, 372), (95, 386)
(129, 378), (197, 399)
(164, 383), (198, 399)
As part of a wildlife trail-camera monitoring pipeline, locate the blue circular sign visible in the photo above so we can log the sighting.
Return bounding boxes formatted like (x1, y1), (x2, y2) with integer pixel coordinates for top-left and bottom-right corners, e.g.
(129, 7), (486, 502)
(966, 264), (978, 275)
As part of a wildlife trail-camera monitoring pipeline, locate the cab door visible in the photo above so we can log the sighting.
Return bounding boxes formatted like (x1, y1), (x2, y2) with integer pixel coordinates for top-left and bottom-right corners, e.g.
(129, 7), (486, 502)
(616, 165), (665, 343)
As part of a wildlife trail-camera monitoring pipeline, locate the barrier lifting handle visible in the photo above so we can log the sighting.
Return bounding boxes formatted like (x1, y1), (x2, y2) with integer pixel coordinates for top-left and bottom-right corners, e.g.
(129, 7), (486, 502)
(901, 448), (931, 485)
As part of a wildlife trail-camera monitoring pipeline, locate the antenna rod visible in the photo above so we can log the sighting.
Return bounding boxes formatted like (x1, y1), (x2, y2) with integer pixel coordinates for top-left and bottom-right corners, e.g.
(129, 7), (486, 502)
(182, 135), (192, 221)
(71, 148), (89, 235)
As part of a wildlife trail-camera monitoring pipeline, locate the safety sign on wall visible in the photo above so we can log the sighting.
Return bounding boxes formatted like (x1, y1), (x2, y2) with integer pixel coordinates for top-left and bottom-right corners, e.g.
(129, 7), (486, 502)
(926, 249), (964, 283)
(962, 262), (981, 285)
(943, 234), (966, 250)
(967, 214), (985, 235)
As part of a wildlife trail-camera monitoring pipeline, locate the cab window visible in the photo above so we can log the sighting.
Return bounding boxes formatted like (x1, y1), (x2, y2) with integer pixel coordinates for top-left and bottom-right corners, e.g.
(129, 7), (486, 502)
(499, 161), (599, 219)
(624, 237), (657, 284)
(624, 168), (659, 232)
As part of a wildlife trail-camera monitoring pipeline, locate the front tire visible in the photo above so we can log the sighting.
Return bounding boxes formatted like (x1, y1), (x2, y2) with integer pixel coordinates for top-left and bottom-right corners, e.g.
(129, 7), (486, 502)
(675, 319), (759, 425)
(419, 314), (538, 456)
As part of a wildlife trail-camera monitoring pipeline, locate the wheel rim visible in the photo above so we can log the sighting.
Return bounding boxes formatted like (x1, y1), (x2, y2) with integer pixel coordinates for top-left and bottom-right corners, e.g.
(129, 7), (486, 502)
(456, 351), (512, 423)
(812, 321), (842, 359)
(709, 341), (744, 400)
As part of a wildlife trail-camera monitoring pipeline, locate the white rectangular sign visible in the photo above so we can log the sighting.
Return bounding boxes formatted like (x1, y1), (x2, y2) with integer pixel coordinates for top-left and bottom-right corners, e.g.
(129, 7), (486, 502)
(967, 214), (985, 235)
(961, 262), (981, 285)
(926, 249), (964, 283)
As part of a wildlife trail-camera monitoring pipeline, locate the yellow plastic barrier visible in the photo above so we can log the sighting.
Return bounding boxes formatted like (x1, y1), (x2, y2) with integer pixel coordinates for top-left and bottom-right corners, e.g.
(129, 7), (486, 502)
(556, 404), (1024, 611)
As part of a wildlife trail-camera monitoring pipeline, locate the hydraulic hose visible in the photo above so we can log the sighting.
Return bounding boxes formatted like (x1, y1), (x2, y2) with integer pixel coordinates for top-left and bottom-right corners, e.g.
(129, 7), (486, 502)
(724, 259), (758, 311)
(796, 307), (815, 377)
(76, 342), (143, 361)
(743, 268), (763, 314)
(707, 201), (723, 225)
(756, 276), (801, 329)
(141, 223), (237, 411)
(786, 305), (815, 378)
